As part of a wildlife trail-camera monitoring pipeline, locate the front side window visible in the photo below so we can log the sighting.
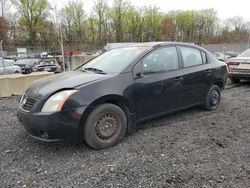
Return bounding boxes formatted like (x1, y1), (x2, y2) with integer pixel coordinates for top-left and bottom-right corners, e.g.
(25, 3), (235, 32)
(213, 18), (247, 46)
(180, 47), (203, 68)
(143, 47), (179, 75)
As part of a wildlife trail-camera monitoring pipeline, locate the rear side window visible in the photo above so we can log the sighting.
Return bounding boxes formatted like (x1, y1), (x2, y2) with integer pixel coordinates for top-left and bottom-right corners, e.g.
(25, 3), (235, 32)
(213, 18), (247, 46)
(180, 47), (203, 67)
(143, 46), (179, 74)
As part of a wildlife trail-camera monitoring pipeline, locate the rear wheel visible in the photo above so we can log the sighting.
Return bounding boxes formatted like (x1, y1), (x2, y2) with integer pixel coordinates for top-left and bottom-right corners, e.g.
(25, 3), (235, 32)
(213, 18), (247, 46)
(230, 77), (240, 84)
(204, 85), (221, 111)
(84, 103), (127, 149)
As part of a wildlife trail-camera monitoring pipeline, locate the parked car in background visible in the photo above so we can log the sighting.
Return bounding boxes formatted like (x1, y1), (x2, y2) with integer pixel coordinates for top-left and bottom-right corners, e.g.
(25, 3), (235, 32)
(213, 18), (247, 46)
(14, 59), (40, 74)
(27, 53), (41, 59)
(18, 42), (227, 149)
(225, 51), (239, 59)
(0, 57), (15, 64)
(227, 48), (250, 83)
(33, 58), (62, 73)
(213, 52), (226, 62)
(0, 60), (21, 75)
(4, 55), (18, 62)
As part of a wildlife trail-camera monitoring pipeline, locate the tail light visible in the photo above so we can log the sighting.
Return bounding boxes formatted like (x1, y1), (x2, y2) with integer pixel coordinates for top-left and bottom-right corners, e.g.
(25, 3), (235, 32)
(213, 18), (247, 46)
(56, 64), (62, 72)
(227, 62), (240, 68)
(227, 62), (240, 66)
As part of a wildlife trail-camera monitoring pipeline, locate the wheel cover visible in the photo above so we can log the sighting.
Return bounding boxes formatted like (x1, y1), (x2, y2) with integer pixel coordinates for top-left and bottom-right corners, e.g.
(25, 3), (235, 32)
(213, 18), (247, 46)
(95, 112), (122, 143)
(210, 89), (219, 106)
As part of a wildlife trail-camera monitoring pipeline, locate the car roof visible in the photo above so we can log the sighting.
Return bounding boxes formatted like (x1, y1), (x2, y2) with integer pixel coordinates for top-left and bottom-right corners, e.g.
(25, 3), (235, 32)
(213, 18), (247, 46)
(127, 41), (198, 48)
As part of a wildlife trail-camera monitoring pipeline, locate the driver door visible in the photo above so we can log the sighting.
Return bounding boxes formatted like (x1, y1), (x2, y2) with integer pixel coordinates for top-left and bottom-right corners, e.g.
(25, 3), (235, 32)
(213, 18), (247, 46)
(133, 46), (184, 121)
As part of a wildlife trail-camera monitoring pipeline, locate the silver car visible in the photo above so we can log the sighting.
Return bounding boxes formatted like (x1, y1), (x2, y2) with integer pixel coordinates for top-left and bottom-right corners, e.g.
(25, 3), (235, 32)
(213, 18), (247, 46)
(227, 49), (250, 83)
(0, 58), (22, 75)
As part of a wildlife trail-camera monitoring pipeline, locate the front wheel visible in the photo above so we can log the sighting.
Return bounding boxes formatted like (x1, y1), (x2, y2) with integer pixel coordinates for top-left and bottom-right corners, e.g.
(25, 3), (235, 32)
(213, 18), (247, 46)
(204, 85), (221, 111)
(84, 103), (127, 149)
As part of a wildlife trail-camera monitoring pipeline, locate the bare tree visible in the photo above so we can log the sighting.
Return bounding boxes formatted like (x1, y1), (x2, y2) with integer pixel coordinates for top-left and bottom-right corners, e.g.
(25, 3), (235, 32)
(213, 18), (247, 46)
(93, 0), (108, 47)
(60, 0), (86, 48)
(12, 0), (50, 46)
(0, 0), (10, 17)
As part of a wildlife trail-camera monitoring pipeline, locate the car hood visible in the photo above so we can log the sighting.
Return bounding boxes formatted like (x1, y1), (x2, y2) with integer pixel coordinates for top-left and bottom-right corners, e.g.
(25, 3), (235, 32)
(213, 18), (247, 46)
(25, 71), (111, 99)
(228, 56), (250, 63)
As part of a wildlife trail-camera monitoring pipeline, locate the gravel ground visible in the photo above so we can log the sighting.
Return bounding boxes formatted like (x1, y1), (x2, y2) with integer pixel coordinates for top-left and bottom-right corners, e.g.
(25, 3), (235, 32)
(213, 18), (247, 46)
(0, 81), (250, 188)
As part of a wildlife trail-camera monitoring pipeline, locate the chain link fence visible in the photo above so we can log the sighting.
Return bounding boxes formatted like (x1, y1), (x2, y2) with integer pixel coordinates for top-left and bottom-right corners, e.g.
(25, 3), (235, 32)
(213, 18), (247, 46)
(202, 42), (250, 53)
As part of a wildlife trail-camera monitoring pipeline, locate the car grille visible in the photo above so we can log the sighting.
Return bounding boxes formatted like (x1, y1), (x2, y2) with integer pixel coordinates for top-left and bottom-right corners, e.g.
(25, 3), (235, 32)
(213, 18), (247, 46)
(21, 94), (37, 112)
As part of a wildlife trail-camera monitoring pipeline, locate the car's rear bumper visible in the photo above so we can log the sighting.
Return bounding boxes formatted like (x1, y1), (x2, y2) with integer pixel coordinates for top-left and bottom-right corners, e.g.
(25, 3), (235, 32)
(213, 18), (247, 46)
(228, 70), (250, 79)
(17, 106), (87, 143)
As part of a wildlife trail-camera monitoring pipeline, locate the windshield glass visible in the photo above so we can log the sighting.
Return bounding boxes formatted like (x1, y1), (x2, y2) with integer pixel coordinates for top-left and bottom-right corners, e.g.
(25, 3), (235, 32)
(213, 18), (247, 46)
(82, 47), (148, 74)
(239, 49), (250, 57)
(15, 59), (34, 65)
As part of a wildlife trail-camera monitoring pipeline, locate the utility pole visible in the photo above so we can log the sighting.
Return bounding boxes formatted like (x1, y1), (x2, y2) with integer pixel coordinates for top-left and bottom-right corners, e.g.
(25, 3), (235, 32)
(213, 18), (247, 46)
(0, 40), (5, 75)
(59, 30), (66, 72)
(59, 23), (66, 72)
(55, 2), (66, 72)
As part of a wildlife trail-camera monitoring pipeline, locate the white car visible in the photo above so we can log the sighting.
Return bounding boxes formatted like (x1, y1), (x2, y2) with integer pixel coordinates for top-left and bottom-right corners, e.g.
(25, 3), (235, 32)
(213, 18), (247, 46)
(0, 58), (22, 75)
(227, 49), (250, 83)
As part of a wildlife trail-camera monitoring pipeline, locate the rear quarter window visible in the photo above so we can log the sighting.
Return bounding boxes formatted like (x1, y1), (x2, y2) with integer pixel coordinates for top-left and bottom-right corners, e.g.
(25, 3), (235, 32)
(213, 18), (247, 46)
(201, 51), (207, 64)
(207, 52), (218, 63)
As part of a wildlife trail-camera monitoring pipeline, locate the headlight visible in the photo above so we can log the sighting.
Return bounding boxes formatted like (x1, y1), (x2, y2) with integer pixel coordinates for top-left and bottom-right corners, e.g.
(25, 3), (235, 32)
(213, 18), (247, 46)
(41, 90), (77, 112)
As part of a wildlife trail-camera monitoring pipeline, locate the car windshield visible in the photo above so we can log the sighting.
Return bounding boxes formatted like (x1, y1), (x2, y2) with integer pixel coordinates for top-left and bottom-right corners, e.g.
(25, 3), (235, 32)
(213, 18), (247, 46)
(239, 49), (250, 57)
(37, 60), (57, 66)
(15, 59), (36, 65)
(81, 47), (148, 74)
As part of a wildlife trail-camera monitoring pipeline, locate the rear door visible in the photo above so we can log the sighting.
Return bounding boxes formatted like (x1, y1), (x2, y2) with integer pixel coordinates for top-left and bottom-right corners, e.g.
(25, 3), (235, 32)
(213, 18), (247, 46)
(133, 46), (184, 121)
(178, 46), (213, 106)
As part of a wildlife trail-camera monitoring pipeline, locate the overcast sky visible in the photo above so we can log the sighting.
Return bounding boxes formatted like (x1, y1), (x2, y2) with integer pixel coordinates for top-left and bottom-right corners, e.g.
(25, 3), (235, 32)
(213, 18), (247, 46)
(52, 0), (250, 21)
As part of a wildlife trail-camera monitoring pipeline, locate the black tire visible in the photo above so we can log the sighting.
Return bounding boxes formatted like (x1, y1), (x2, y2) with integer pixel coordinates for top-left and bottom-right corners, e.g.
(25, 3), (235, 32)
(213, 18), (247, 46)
(204, 85), (221, 111)
(230, 77), (240, 84)
(84, 103), (127, 149)
(14, 71), (19, 74)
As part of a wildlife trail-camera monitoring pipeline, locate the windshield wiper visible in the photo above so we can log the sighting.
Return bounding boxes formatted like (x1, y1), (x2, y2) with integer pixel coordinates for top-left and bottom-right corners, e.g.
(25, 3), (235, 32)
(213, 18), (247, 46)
(83, 67), (106, 74)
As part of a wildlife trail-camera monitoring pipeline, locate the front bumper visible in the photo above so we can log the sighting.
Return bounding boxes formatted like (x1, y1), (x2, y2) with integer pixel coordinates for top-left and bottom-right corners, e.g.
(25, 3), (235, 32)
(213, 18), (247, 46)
(17, 106), (87, 143)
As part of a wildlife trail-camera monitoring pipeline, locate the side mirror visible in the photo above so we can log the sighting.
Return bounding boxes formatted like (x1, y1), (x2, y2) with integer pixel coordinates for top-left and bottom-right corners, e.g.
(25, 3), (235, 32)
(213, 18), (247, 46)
(135, 72), (144, 79)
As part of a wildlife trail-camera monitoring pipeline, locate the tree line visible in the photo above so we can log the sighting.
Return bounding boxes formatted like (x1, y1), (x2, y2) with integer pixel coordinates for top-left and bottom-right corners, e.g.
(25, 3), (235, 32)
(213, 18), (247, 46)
(0, 0), (250, 52)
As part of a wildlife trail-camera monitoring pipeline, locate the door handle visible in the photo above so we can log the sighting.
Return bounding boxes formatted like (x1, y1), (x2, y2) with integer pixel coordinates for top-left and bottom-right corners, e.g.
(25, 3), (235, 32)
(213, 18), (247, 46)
(205, 69), (212, 73)
(135, 72), (144, 79)
(173, 77), (183, 82)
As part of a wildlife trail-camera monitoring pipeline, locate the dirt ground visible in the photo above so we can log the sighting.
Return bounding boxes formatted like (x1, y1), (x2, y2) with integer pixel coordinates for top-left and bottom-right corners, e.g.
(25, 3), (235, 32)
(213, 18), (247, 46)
(0, 81), (250, 188)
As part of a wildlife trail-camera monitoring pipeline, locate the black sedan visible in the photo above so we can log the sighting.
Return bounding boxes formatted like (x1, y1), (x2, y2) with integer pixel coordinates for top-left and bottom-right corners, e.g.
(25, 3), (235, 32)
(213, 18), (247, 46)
(14, 59), (40, 74)
(18, 42), (228, 149)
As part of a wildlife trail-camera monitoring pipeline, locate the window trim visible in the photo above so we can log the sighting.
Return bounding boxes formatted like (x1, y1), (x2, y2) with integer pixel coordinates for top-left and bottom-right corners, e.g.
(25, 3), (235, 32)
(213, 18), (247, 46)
(200, 50), (207, 64)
